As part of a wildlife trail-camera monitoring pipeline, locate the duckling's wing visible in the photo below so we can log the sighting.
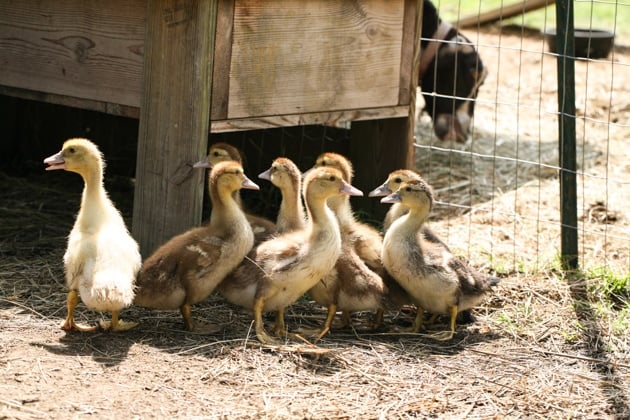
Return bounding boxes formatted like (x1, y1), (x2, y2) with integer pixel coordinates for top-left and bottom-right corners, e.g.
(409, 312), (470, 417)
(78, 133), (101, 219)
(256, 235), (303, 274)
(185, 235), (226, 278)
(448, 257), (491, 294)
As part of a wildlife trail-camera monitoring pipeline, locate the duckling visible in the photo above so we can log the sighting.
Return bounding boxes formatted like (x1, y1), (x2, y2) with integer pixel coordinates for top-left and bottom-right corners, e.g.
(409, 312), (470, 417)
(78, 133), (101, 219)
(217, 166), (363, 344)
(381, 178), (500, 340)
(308, 153), (390, 337)
(43, 138), (140, 332)
(194, 143), (276, 243)
(369, 169), (448, 245)
(134, 161), (258, 332)
(312, 152), (383, 272)
(258, 157), (306, 233)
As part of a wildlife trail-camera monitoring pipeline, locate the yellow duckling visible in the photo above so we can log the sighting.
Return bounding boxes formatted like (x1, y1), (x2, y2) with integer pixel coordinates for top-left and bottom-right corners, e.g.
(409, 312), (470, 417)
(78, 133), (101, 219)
(312, 152), (383, 272)
(381, 178), (500, 340)
(369, 169), (425, 233)
(258, 157), (306, 233)
(44, 138), (140, 332)
(134, 161), (258, 332)
(194, 142), (276, 243)
(218, 166), (363, 344)
(308, 152), (389, 339)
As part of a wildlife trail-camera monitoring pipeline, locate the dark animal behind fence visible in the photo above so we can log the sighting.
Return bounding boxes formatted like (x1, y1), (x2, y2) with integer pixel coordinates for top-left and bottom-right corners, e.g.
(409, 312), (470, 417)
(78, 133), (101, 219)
(419, 0), (487, 143)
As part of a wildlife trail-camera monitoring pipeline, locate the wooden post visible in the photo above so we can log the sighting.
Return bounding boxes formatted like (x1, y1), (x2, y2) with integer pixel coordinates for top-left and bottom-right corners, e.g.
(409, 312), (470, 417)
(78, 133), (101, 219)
(133, 0), (218, 256)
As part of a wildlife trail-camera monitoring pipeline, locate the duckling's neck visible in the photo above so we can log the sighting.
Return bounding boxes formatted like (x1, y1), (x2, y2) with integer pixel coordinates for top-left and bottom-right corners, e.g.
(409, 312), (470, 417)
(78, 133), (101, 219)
(306, 195), (338, 237)
(76, 166), (111, 231)
(400, 206), (430, 234)
(327, 195), (355, 228)
(210, 189), (246, 228)
(277, 184), (305, 232)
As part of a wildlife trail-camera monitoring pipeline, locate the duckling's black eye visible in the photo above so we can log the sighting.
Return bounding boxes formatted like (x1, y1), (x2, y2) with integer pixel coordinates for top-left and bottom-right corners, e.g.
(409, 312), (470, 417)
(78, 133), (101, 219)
(320, 161), (327, 166)
(405, 187), (412, 192)
(394, 178), (402, 184)
(328, 176), (335, 181)
(68, 147), (76, 154)
(212, 151), (220, 157)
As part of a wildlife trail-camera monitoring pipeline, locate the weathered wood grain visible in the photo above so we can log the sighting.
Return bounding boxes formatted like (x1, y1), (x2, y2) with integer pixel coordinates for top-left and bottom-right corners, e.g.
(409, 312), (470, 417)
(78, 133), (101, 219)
(349, 0), (421, 222)
(133, 0), (218, 255)
(0, 0), (145, 107)
(227, 0), (405, 119)
(210, 0), (235, 120)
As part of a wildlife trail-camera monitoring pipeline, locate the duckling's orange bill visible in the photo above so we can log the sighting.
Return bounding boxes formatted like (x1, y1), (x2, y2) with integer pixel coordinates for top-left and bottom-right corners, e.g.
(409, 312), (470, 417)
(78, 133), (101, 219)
(43, 151), (65, 171)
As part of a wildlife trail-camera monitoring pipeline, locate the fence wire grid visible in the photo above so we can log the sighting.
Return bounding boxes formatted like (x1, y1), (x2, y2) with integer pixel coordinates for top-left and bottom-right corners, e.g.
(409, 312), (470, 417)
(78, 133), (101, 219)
(414, 0), (629, 276)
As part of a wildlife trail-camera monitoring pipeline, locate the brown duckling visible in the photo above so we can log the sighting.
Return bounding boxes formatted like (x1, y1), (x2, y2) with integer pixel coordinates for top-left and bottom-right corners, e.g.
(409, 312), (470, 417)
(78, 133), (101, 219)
(258, 157), (306, 233)
(217, 166), (363, 344)
(307, 242), (388, 341)
(381, 178), (500, 340)
(44, 138), (140, 332)
(194, 142), (276, 243)
(134, 161), (259, 332)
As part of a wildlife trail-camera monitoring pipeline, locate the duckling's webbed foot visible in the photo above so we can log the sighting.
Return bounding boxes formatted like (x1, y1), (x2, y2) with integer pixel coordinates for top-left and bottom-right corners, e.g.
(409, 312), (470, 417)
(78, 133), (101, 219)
(61, 290), (97, 332)
(427, 306), (458, 341)
(428, 330), (455, 341)
(100, 311), (138, 332)
(61, 318), (97, 332)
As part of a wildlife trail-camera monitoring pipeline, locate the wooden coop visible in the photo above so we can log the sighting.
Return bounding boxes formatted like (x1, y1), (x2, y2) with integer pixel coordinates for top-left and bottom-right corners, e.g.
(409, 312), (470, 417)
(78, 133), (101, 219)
(0, 0), (423, 255)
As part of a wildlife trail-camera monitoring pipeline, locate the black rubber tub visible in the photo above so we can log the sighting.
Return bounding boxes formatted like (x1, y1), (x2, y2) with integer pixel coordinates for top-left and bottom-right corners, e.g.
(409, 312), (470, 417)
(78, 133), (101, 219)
(544, 28), (615, 58)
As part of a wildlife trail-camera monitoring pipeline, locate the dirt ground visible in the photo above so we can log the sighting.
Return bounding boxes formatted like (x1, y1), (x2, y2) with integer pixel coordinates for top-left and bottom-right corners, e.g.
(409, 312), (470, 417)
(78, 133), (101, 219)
(1, 28), (629, 418)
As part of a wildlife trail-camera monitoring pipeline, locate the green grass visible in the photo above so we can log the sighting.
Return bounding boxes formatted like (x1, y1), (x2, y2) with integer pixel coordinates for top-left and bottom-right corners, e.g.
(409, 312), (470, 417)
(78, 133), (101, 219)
(438, 0), (630, 40)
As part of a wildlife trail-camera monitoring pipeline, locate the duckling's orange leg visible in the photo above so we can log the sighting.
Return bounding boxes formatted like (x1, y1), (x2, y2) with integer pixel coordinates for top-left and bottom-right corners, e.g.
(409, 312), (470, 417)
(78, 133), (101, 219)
(430, 306), (458, 341)
(61, 290), (96, 332)
(427, 313), (439, 325)
(340, 311), (352, 328)
(400, 307), (425, 333)
(315, 304), (337, 343)
(99, 311), (138, 332)
(372, 309), (384, 330)
(180, 304), (195, 331)
(273, 309), (286, 337)
(254, 297), (279, 344)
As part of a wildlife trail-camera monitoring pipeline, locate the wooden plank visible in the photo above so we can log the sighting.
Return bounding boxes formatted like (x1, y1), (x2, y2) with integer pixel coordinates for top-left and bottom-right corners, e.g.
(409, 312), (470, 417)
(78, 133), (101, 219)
(210, 0), (235, 120)
(210, 105), (409, 132)
(0, 86), (140, 119)
(0, 0), (145, 107)
(133, 0), (218, 255)
(227, 0), (404, 119)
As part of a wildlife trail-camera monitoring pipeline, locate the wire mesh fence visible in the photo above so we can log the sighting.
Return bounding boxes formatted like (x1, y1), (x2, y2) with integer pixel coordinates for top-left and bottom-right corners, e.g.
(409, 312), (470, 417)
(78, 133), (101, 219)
(414, 0), (629, 276)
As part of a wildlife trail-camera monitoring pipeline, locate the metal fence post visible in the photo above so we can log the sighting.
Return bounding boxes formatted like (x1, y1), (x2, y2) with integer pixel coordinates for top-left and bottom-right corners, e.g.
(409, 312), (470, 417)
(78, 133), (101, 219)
(555, 0), (579, 269)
